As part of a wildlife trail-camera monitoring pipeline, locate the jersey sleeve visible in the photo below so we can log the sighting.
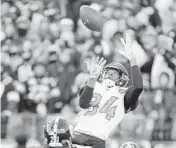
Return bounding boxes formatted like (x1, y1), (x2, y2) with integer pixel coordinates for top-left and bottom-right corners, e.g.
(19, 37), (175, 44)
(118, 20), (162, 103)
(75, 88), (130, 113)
(78, 85), (93, 109)
(124, 65), (143, 113)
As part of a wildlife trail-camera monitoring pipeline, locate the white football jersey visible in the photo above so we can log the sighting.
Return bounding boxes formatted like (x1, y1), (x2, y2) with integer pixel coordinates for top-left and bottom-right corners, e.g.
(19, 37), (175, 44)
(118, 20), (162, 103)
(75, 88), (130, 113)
(74, 82), (127, 140)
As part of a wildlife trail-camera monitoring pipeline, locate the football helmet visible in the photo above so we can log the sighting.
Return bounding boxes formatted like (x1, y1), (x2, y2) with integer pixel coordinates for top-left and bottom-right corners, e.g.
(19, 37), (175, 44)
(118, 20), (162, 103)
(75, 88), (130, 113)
(101, 62), (129, 87)
(44, 117), (73, 148)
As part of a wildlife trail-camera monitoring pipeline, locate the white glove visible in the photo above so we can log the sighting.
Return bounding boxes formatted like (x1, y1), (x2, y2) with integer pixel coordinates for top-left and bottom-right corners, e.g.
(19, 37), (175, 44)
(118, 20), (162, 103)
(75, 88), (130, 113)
(118, 33), (134, 61)
(85, 56), (106, 79)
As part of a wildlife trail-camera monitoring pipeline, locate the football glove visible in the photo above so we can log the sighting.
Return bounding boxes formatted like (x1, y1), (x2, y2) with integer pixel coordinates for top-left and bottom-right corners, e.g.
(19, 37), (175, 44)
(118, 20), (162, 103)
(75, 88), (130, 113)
(118, 33), (134, 61)
(85, 56), (106, 79)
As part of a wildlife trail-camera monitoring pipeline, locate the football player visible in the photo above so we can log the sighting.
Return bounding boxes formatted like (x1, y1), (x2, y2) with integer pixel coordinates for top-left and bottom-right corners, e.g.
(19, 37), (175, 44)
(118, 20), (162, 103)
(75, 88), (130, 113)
(44, 117), (73, 148)
(72, 34), (143, 148)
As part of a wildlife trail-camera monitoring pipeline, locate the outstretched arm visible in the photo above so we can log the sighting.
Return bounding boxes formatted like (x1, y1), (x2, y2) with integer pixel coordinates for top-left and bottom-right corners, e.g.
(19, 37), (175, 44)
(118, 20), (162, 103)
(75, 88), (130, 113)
(79, 57), (106, 109)
(124, 58), (143, 112)
(118, 34), (143, 112)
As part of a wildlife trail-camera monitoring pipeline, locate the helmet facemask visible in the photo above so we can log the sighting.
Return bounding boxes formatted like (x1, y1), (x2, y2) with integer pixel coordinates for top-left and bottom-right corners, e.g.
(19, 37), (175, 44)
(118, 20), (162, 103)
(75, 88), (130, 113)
(101, 69), (120, 88)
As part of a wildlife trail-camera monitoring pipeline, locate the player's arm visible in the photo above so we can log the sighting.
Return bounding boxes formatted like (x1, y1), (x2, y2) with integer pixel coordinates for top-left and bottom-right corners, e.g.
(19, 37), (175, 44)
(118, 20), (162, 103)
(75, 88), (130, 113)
(79, 57), (106, 109)
(79, 78), (96, 108)
(124, 58), (143, 112)
(118, 34), (143, 112)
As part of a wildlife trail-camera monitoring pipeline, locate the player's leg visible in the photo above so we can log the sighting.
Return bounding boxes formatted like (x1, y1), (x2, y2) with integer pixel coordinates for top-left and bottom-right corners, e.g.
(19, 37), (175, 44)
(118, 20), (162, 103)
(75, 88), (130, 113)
(72, 132), (105, 148)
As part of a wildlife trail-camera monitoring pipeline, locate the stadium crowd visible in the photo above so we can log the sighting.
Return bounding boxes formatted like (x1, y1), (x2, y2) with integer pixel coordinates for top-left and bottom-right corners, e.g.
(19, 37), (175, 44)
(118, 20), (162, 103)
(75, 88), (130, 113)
(1, 0), (176, 147)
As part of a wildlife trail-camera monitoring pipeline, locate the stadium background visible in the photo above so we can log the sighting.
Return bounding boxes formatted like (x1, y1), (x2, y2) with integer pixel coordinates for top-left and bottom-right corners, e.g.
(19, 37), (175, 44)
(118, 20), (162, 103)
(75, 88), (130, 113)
(1, 0), (176, 147)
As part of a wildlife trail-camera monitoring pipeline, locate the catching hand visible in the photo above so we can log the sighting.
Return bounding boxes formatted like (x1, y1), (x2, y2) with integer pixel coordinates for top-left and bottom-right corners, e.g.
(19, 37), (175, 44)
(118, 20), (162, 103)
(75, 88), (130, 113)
(118, 33), (134, 61)
(85, 57), (106, 79)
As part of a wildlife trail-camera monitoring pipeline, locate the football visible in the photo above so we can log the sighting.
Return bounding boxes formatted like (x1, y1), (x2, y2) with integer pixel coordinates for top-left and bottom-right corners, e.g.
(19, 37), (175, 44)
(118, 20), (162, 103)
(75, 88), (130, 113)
(80, 5), (104, 32)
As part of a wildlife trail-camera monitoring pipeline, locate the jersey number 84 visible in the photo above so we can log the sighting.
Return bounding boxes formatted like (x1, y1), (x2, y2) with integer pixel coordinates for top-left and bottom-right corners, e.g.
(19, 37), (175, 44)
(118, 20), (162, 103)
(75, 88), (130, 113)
(84, 93), (119, 120)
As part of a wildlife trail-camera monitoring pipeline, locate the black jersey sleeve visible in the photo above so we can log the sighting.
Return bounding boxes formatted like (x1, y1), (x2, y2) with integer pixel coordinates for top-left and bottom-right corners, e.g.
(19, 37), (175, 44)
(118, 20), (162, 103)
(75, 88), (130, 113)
(79, 85), (94, 109)
(124, 65), (143, 113)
